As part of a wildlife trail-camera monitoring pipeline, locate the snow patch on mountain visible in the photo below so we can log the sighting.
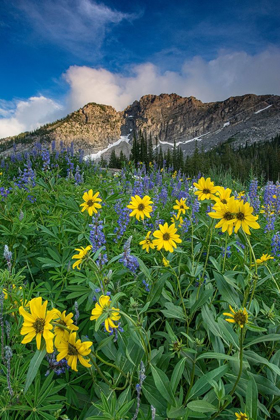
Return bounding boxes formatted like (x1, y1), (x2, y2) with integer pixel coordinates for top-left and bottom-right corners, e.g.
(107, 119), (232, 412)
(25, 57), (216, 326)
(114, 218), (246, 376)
(85, 135), (130, 160)
(254, 105), (272, 114)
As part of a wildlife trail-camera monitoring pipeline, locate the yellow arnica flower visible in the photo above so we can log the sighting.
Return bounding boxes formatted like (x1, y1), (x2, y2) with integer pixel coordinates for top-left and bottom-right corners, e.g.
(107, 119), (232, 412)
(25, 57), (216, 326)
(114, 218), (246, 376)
(139, 231), (155, 253)
(72, 245), (92, 270)
(153, 223), (182, 253)
(56, 331), (92, 372)
(53, 310), (79, 346)
(213, 186), (232, 205)
(193, 177), (220, 200)
(80, 190), (102, 216)
(127, 195), (153, 221)
(208, 197), (237, 235)
(233, 200), (260, 235)
(19, 297), (56, 353)
(235, 412), (248, 420)
(256, 254), (274, 265)
(223, 305), (248, 328)
(173, 198), (189, 216)
(90, 295), (121, 332)
(162, 257), (170, 267)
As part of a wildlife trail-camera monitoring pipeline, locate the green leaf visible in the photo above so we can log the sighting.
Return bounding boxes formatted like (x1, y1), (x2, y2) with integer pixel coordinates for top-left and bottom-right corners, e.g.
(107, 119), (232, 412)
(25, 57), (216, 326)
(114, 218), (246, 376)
(228, 373), (280, 397)
(37, 257), (61, 268)
(190, 288), (214, 315)
(217, 318), (239, 349)
(125, 341), (144, 367)
(171, 358), (186, 393)
(245, 350), (280, 377)
(166, 321), (178, 342)
(24, 345), (46, 394)
(209, 256), (221, 272)
(151, 364), (176, 405)
(107, 253), (123, 266)
(246, 324), (267, 332)
(201, 305), (222, 338)
(116, 400), (135, 417)
(167, 405), (187, 418)
(38, 224), (58, 239)
(246, 375), (258, 420)
(187, 401), (217, 413)
(150, 272), (169, 305)
(142, 378), (167, 415)
(162, 302), (186, 320)
(196, 352), (239, 363)
(187, 365), (228, 401)
(136, 256), (152, 281)
(139, 301), (150, 315)
(92, 246), (106, 262)
(267, 349), (280, 384)
(243, 334), (280, 349)
(96, 336), (114, 353)
(214, 271), (240, 306)
(110, 292), (125, 306)
(46, 247), (61, 263)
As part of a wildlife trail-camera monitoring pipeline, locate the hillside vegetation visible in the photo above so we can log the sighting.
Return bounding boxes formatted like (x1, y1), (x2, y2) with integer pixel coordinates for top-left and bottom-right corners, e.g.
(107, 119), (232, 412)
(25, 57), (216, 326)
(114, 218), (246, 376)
(0, 141), (279, 419)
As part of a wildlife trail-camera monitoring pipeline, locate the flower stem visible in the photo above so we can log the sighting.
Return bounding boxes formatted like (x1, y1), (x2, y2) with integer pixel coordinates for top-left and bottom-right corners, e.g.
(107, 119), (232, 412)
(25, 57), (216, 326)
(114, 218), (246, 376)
(89, 353), (112, 386)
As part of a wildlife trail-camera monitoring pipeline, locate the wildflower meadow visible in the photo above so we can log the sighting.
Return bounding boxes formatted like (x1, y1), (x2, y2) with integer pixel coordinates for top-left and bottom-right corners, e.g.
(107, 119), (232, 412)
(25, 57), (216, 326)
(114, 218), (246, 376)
(0, 142), (280, 420)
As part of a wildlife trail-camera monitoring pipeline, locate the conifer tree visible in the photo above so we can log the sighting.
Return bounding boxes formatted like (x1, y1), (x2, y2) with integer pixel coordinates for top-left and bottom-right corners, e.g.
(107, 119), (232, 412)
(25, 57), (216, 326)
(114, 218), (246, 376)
(148, 133), (154, 163)
(172, 139), (177, 170)
(109, 149), (118, 168)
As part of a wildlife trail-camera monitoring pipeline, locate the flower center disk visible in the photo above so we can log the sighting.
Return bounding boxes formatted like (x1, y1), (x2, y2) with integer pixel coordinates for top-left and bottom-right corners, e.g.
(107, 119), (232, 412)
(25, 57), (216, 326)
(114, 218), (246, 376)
(163, 233), (170, 241)
(224, 212), (234, 220)
(203, 188), (210, 194)
(87, 200), (94, 206)
(68, 343), (79, 356)
(236, 212), (245, 221)
(234, 312), (247, 325)
(138, 203), (145, 211)
(33, 318), (45, 333)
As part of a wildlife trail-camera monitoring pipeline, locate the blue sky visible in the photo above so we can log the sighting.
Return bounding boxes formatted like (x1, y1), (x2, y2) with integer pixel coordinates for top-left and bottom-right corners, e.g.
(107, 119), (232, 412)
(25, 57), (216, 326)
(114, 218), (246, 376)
(1, 0), (280, 137)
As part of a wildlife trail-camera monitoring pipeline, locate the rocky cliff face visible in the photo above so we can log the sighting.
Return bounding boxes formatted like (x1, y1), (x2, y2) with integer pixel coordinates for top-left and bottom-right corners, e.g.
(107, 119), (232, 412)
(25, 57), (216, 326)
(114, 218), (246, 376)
(122, 93), (280, 154)
(1, 93), (280, 157)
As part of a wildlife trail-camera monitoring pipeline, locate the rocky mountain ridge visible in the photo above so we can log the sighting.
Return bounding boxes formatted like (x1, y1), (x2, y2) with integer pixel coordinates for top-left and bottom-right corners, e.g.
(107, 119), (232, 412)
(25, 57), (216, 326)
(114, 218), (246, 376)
(1, 93), (280, 158)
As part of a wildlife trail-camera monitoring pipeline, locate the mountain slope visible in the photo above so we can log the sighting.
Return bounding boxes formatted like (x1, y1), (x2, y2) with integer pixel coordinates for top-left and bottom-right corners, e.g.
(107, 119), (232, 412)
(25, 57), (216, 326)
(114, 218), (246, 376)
(1, 93), (280, 157)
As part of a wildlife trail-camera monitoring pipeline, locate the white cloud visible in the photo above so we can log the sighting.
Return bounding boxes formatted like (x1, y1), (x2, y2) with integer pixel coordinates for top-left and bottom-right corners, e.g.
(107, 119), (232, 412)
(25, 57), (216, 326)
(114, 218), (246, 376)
(1, 48), (280, 138)
(0, 96), (63, 138)
(15, 0), (136, 58)
(65, 48), (280, 111)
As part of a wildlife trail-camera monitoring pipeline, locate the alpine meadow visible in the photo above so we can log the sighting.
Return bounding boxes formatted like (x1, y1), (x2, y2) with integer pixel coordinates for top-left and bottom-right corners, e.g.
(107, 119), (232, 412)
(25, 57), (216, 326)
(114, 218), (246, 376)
(0, 141), (279, 419)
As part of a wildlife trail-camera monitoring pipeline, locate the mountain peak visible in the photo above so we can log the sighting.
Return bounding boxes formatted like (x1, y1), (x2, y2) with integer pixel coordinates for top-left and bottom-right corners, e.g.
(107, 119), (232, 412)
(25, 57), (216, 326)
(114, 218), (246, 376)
(1, 93), (280, 158)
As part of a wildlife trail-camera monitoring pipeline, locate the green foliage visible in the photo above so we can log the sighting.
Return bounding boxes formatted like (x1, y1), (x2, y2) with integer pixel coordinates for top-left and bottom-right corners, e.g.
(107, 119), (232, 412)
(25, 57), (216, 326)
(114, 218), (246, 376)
(0, 147), (279, 419)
